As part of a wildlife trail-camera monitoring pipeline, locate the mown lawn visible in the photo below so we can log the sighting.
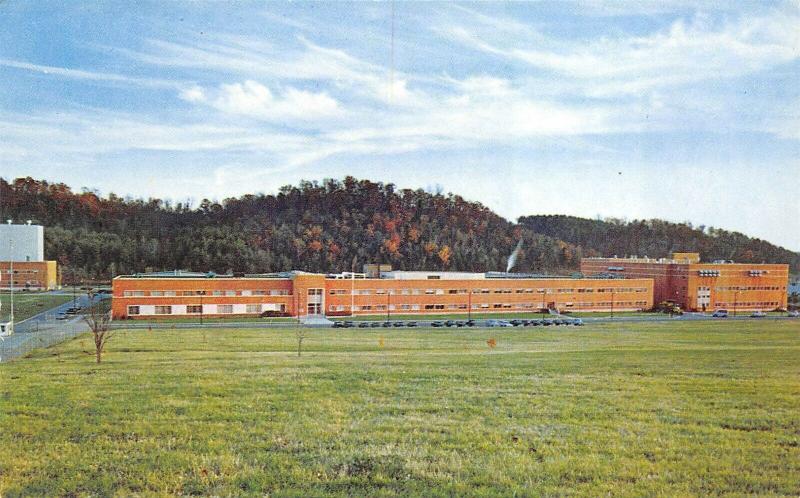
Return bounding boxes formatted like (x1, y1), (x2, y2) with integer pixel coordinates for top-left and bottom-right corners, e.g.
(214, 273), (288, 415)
(0, 292), (72, 322)
(1, 321), (799, 496)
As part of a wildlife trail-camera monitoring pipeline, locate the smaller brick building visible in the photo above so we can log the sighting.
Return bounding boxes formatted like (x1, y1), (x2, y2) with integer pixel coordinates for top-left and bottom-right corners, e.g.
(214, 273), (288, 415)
(0, 260), (59, 291)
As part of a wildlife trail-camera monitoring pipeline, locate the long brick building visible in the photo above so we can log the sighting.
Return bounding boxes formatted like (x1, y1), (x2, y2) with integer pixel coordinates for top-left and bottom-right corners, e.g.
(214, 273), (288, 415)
(580, 253), (788, 312)
(111, 270), (654, 320)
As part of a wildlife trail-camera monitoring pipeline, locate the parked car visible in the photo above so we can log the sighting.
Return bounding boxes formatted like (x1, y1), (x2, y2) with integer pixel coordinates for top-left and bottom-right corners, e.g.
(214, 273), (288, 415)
(788, 310), (799, 318)
(332, 321), (345, 328)
(541, 319), (553, 326)
(571, 318), (584, 326)
(444, 320), (456, 327)
(750, 311), (767, 318)
(392, 321), (405, 327)
(509, 319), (523, 327)
(454, 320), (465, 327)
(382, 321), (392, 327)
(406, 321), (417, 327)
(529, 319), (542, 326)
(486, 319), (501, 327)
(465, 320), (476, 327)
(343, 321), (355, 328)
(370, 322), (381, 328)
(358, 322), (370, 328)
(712, 309), (729, 318)
(431, 321), (444, 327)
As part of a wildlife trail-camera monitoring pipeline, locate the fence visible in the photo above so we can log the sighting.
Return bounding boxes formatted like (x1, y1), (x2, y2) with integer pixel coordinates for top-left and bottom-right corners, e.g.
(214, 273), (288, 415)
(0, 317), (88, 362)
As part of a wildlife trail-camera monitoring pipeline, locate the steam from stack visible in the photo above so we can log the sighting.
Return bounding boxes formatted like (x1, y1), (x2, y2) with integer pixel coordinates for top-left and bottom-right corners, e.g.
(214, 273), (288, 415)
(506, 239), (523, 273)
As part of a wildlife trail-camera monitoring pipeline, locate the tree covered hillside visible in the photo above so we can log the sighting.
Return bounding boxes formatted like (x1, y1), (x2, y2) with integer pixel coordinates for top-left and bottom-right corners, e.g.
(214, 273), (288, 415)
(0, 177), (582, 281)
(520, 215), (800, 273)
(2, 177), (795, 281)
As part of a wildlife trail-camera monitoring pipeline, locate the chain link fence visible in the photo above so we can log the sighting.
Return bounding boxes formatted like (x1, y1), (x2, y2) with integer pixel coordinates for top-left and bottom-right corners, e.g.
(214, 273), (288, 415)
(0, 317), (88, 362)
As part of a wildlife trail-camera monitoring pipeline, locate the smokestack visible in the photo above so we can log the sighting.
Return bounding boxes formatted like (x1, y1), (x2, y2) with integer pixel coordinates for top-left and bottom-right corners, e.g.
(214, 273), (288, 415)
(506, 239), (523, 273)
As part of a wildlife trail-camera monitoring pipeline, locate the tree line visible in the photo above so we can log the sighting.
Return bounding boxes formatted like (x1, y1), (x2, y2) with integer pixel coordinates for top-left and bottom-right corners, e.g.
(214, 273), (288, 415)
(1, 177), (796, 282)
(519, 215), (799, 272)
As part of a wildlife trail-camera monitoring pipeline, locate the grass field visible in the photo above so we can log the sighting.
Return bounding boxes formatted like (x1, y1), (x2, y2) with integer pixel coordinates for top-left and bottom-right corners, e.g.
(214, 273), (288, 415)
(0, 292), (72, 322)
(1, 321), (799, 496)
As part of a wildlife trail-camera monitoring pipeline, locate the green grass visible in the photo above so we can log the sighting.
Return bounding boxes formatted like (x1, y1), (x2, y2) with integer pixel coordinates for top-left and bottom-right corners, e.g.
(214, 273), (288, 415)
(0, 292), (72, 322)
(1, 321), (799, 496)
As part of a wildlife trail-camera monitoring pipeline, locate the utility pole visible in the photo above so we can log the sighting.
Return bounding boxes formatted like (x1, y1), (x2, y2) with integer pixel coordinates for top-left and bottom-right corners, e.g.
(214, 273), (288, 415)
(610, 288), (615, 319)
(541, 288), (546, 320)
(9, 238), (14, 333)
(468, 289), (472, 321)
(199, 290), (205, 325)
(72, 268), (77, 309)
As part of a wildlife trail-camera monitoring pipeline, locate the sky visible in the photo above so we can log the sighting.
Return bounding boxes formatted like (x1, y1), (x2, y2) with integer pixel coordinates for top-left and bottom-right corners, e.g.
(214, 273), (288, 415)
(1, 1), (798, 250)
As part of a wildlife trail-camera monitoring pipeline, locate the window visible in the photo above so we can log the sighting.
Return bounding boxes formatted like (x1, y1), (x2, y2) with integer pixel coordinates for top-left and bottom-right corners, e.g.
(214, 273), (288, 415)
(308, 288), (322, 296)
(124, 291), (145, 297)
(154, 305), (172, 315)
(182, 291), (198, 296)
(218, 305), (233, 314)
(246, 304), (262, 313)
(150, 291), (163, 296)
(186, 305), (202, 314)
(164, 291), (176, 297)
(127, 305), (140, 315)
(212, 290), (223, 296)
(225, 290), (236, 296)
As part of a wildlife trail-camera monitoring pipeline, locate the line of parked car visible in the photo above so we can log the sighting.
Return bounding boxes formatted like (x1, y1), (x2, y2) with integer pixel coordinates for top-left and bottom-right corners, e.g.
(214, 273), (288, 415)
(332, 317), (584, 328)
(485, 318), (584, 327)
(333, 320), (419, 328)
(56, 306), (83, 320)
(710, 309), (799, 318)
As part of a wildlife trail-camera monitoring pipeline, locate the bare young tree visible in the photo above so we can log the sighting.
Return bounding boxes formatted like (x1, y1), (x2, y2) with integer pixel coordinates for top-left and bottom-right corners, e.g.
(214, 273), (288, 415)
(83, 297), (112, 364)
(296, 318), (307, 357)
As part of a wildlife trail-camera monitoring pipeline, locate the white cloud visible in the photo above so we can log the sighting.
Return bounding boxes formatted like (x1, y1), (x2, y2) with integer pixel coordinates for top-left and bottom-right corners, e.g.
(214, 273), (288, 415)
(0, 58), (181, 89)
(179, 85), (205, 103)
(181, 80), (340, 121)
(439, 7), (800, 96)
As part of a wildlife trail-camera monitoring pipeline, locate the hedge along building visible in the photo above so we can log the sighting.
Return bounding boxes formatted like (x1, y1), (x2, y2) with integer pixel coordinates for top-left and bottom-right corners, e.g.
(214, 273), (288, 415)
(111, 269), (653, 320)
(580, 253), (789, 312)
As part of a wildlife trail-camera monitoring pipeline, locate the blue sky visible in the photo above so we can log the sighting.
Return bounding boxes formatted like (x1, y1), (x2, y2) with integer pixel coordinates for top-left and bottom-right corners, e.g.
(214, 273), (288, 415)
(1, 1), (798, 250)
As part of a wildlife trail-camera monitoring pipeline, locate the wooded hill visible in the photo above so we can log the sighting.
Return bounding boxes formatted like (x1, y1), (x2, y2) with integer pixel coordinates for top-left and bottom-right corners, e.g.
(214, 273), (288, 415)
(519, 215), (800, 273)
(1, 176), (797, 281)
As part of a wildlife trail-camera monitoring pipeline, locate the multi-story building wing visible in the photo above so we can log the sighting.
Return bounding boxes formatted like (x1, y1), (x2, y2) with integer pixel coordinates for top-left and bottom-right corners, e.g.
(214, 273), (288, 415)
(112, 270), (654, 320)
(581, 253), (788, 312)
(0, 261), (59, 291)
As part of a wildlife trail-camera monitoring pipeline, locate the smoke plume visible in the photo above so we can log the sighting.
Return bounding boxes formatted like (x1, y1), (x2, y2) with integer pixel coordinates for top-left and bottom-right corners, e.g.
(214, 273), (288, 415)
(506, 239), (523, 273)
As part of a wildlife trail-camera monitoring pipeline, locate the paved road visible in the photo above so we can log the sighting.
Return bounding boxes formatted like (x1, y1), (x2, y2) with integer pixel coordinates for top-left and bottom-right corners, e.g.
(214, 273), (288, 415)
(0, 293), (101, 362)
(110, 312), (800, 330)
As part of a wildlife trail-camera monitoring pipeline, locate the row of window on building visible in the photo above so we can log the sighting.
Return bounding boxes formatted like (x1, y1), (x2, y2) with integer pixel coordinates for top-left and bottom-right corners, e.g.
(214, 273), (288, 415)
(335, 300), (650, 312)
(122, 289), (291, 297)
(127, 303), (287, 315)
(712, 301), (781, 308)
(712, 286), (785, 292)
(329, 287), (649, 296)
